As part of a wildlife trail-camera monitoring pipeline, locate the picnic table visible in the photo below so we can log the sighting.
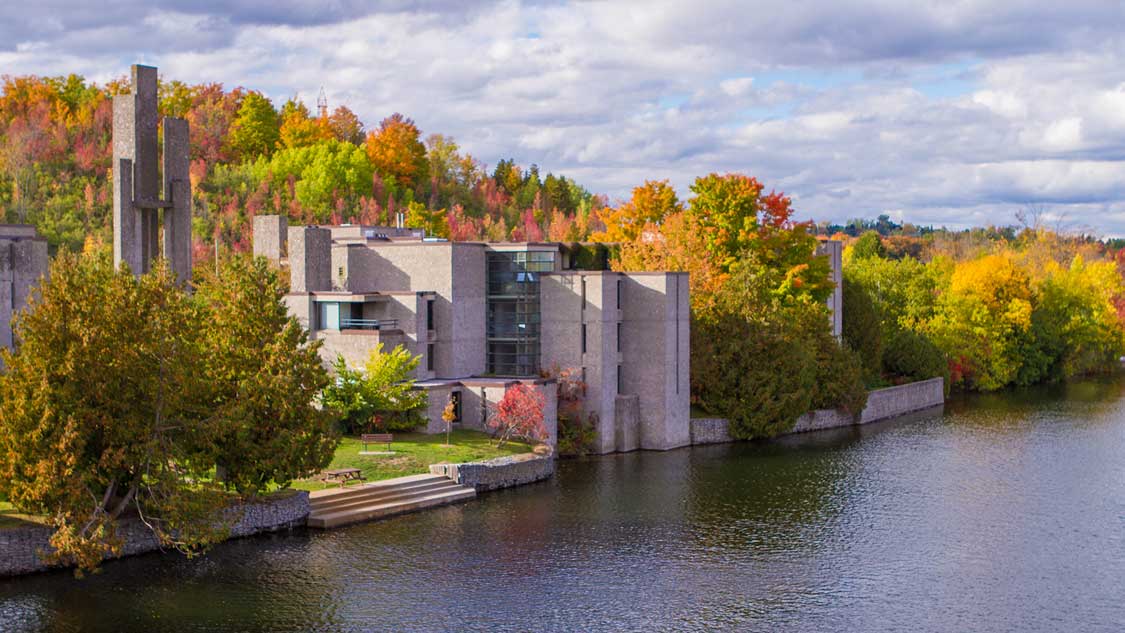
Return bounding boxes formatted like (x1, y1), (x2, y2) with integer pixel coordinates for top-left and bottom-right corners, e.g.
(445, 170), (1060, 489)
(323, 467), (364, 487)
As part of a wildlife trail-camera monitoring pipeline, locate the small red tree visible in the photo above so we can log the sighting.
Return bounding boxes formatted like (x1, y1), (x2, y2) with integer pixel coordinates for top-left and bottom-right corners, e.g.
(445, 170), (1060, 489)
(489, 384), (547, 448)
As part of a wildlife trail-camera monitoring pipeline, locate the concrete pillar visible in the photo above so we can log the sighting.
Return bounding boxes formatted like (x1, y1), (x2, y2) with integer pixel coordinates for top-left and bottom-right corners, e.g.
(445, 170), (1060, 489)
(288, 226), (332, 293)
(163, 117), (192, 284)
(253, 215), (289, 263)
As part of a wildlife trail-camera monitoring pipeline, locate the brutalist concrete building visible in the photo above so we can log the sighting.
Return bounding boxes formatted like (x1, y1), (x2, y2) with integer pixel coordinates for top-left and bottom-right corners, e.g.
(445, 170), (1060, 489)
(254, 216), (691, 453)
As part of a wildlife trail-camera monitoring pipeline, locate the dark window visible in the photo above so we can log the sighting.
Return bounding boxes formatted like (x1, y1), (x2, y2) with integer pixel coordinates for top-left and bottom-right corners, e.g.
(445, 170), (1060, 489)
(451, 391), (462, 422)
(426, 299), (435, 330)
(580, 277), (586, 310)
(486, 250), (552, 376)
(617, 364), (623, 394)
(581, 323), (587, 354)
(427, 343), (435, 371)
(616, 278), (622, 308)
(617, 322), (622, 353)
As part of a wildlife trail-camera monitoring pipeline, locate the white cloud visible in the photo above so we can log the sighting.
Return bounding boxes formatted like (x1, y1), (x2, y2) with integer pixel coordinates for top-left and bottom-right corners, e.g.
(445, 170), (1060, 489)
(5, 1), (1125, 232)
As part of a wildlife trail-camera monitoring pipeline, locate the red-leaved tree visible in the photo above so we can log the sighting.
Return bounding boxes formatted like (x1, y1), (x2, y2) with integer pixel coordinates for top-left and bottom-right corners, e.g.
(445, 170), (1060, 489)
(489, 384), (547, 448)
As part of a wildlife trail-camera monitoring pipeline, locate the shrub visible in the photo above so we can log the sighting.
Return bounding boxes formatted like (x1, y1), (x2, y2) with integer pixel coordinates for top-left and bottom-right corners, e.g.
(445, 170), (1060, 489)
(490, 384), (548, 448)
(811, 332), (869, 417)
(882, 329), (950, 393)
(692, 313), (816, 439)
(557, 411), (598, 457)
(321, 344), (426, 434)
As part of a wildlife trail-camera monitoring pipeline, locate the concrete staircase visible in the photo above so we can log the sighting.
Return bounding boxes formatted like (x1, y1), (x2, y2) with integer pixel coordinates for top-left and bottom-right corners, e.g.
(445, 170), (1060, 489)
(306, 473), (476, 529)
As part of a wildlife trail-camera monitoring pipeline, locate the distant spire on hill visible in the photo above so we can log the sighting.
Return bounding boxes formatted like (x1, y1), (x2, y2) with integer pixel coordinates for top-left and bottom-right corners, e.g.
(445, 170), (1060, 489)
(317, 87), (328, 119)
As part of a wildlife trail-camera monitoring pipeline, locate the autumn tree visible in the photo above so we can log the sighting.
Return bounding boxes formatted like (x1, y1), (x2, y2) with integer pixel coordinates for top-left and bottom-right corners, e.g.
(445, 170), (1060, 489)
(328, 105), (365, 145)
(490, 384), (548, 448)
(365, 113), (428, 194)
(229, 91), (279, 159)
(278, 98), (331, 149)
(0, 253), (223, 571)
(594, 179), (682, 244)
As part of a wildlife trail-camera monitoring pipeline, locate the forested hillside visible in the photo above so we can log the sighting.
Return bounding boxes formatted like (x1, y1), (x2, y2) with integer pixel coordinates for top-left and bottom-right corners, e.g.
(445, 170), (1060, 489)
(0, 73), (605, 256)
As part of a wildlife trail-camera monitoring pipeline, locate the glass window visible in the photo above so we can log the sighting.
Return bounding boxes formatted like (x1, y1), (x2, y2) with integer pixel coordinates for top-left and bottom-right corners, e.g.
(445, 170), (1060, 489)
(426, 299), (435, 331)
(581, 323), (587, 354)
(617, 322), (622, 353)
(427, 343), (435, 371)
(318, 302), (340, 330)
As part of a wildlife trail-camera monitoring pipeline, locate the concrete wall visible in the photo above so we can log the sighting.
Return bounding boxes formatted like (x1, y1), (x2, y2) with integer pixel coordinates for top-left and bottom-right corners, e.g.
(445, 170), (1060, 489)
(333, 242), (485, 379)
(0, 228), (49, 351)
(288, 226), (331, 293)
(430, 452), (555, 492)
(252, 215), (287, 261)
(0, 491), (310, 577)
(314, 329), (406, 369)
(621, 273), (691, 451)
(689, 377), (946, 443)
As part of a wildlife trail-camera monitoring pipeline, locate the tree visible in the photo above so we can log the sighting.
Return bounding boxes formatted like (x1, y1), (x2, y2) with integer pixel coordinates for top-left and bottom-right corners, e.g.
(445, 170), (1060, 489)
(490, 384), (547, 448)
(328, 105), (364, 145)
(229, 92), (279, 159)
(365, 113), (428, 194)
(194, 255), (337, 494)
(442, 398), (456, 446)
(593, 179), (682, 244)
(278, 99), (331, 149)
(321, 343), (427, 433)
(849, 230), (887, 261)
(842, 273), (883, 382)
(0, 253), (222, 571)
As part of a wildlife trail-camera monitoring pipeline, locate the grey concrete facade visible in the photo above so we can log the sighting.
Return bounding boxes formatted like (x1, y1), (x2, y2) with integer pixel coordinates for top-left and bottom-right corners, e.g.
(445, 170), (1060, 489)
(253, 215), (288, 261)
(254, 216), (690, 453)
(112, 65), (192, 282)
(0, 225), (48, 351)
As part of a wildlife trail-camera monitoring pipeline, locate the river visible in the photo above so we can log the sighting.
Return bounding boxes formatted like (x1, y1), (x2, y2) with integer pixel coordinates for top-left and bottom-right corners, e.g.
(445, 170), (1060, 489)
(3, 377), (1125, 632)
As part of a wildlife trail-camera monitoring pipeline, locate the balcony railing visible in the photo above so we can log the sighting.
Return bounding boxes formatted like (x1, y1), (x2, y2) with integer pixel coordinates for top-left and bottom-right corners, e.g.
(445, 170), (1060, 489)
(340, 318), (399, 331)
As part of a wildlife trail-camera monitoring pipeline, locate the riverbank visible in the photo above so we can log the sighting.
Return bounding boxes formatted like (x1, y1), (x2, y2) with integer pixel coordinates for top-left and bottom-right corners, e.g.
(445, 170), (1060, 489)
(689, 377), (945, 444)
(0, 490), (309, 578)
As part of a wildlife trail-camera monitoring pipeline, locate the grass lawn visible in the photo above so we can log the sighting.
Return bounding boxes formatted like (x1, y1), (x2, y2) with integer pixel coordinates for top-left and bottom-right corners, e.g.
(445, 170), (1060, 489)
(0, 500), (50, 531)
(291, 428), (534, 491)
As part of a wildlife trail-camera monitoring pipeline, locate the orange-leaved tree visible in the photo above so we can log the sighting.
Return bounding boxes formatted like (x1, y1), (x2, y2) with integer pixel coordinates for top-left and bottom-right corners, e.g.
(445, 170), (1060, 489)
(489, 384), (547, 448)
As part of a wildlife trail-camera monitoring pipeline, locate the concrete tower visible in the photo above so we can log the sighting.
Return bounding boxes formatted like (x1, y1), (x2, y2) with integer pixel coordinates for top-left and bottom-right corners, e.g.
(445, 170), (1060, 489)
(112, 64), (192, 282)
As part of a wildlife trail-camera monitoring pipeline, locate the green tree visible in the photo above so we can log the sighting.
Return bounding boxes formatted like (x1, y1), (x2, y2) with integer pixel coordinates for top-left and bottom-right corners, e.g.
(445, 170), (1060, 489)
(194, 255), (337, 494)
(229, 92), (279, 159)
(321, 343), (427, 433)
(252, 139), (374, 220)
(842, 273), (883, 382)
(849, 230), (887, 261)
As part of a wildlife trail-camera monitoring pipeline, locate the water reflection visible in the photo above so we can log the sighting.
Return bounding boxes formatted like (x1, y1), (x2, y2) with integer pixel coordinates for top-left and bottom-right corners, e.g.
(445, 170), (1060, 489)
(3, 379), (1125, 632)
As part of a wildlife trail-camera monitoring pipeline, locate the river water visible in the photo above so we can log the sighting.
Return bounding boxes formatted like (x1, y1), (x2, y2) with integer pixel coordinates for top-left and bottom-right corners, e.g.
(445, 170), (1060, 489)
(3, 378), (1125, 632)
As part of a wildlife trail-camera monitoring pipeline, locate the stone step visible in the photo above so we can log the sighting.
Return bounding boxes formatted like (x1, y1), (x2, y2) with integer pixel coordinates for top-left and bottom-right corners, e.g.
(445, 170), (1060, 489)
(310, 482), (466, 520)
(310, 479), (460, 514)
(308, 473), (446, 507)
(307, 486), (477, 529)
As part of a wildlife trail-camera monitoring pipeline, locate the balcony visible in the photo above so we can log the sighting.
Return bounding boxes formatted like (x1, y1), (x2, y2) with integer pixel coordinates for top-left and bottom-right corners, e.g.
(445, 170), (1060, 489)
(340, 318), (399, 331)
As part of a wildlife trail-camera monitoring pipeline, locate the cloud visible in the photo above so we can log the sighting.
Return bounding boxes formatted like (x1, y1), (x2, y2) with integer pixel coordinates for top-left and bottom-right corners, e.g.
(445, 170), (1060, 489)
(4, 1), (1125, 233)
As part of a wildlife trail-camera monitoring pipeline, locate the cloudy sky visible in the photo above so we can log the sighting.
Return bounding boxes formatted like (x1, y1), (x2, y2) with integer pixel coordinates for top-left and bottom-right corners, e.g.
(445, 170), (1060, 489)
(3, 1), (1125, 233)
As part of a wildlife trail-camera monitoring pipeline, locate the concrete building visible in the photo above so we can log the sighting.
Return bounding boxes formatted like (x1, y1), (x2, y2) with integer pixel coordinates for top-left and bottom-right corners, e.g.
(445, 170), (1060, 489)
(0, 225), (48, 351)
(256, 218), (691, 453)
(817, 239), (844, 339)
(112, 64), (192, 282)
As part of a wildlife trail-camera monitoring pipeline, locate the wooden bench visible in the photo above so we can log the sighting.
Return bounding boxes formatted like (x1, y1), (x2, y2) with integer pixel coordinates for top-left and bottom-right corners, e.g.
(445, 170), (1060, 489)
(322, 467), (364, 487)
(361, 433), (393, 452)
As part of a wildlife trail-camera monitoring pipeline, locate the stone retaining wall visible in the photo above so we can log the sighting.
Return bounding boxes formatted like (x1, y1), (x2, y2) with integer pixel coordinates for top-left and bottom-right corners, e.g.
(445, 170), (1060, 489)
(690, 377), (945, 444)
(0, 490), (309, 577)
(430, 452), (555, 492)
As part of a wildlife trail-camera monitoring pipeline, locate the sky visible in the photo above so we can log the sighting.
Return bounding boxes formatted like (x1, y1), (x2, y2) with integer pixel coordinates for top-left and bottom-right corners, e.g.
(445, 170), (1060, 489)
(3, 1), (1125, 234)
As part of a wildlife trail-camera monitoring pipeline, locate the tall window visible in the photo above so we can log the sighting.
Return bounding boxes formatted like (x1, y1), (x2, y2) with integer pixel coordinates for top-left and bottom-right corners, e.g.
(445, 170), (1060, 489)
(486, 250), (554, 375)
(581, 323), (587, 354)
(580, 277), (587, 310)
(427, 343), (435, 371)
(617, 322), (622, 353)
(426, 299), (435, 331)
(616, 278), (623, 308)
(617, 364), (623, 394)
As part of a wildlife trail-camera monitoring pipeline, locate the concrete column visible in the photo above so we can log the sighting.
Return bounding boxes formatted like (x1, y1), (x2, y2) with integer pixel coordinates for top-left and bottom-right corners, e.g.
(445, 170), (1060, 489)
(163, 117), (192, 283)
(288, 226), (332, 293)
(253, 215), (288, 263)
